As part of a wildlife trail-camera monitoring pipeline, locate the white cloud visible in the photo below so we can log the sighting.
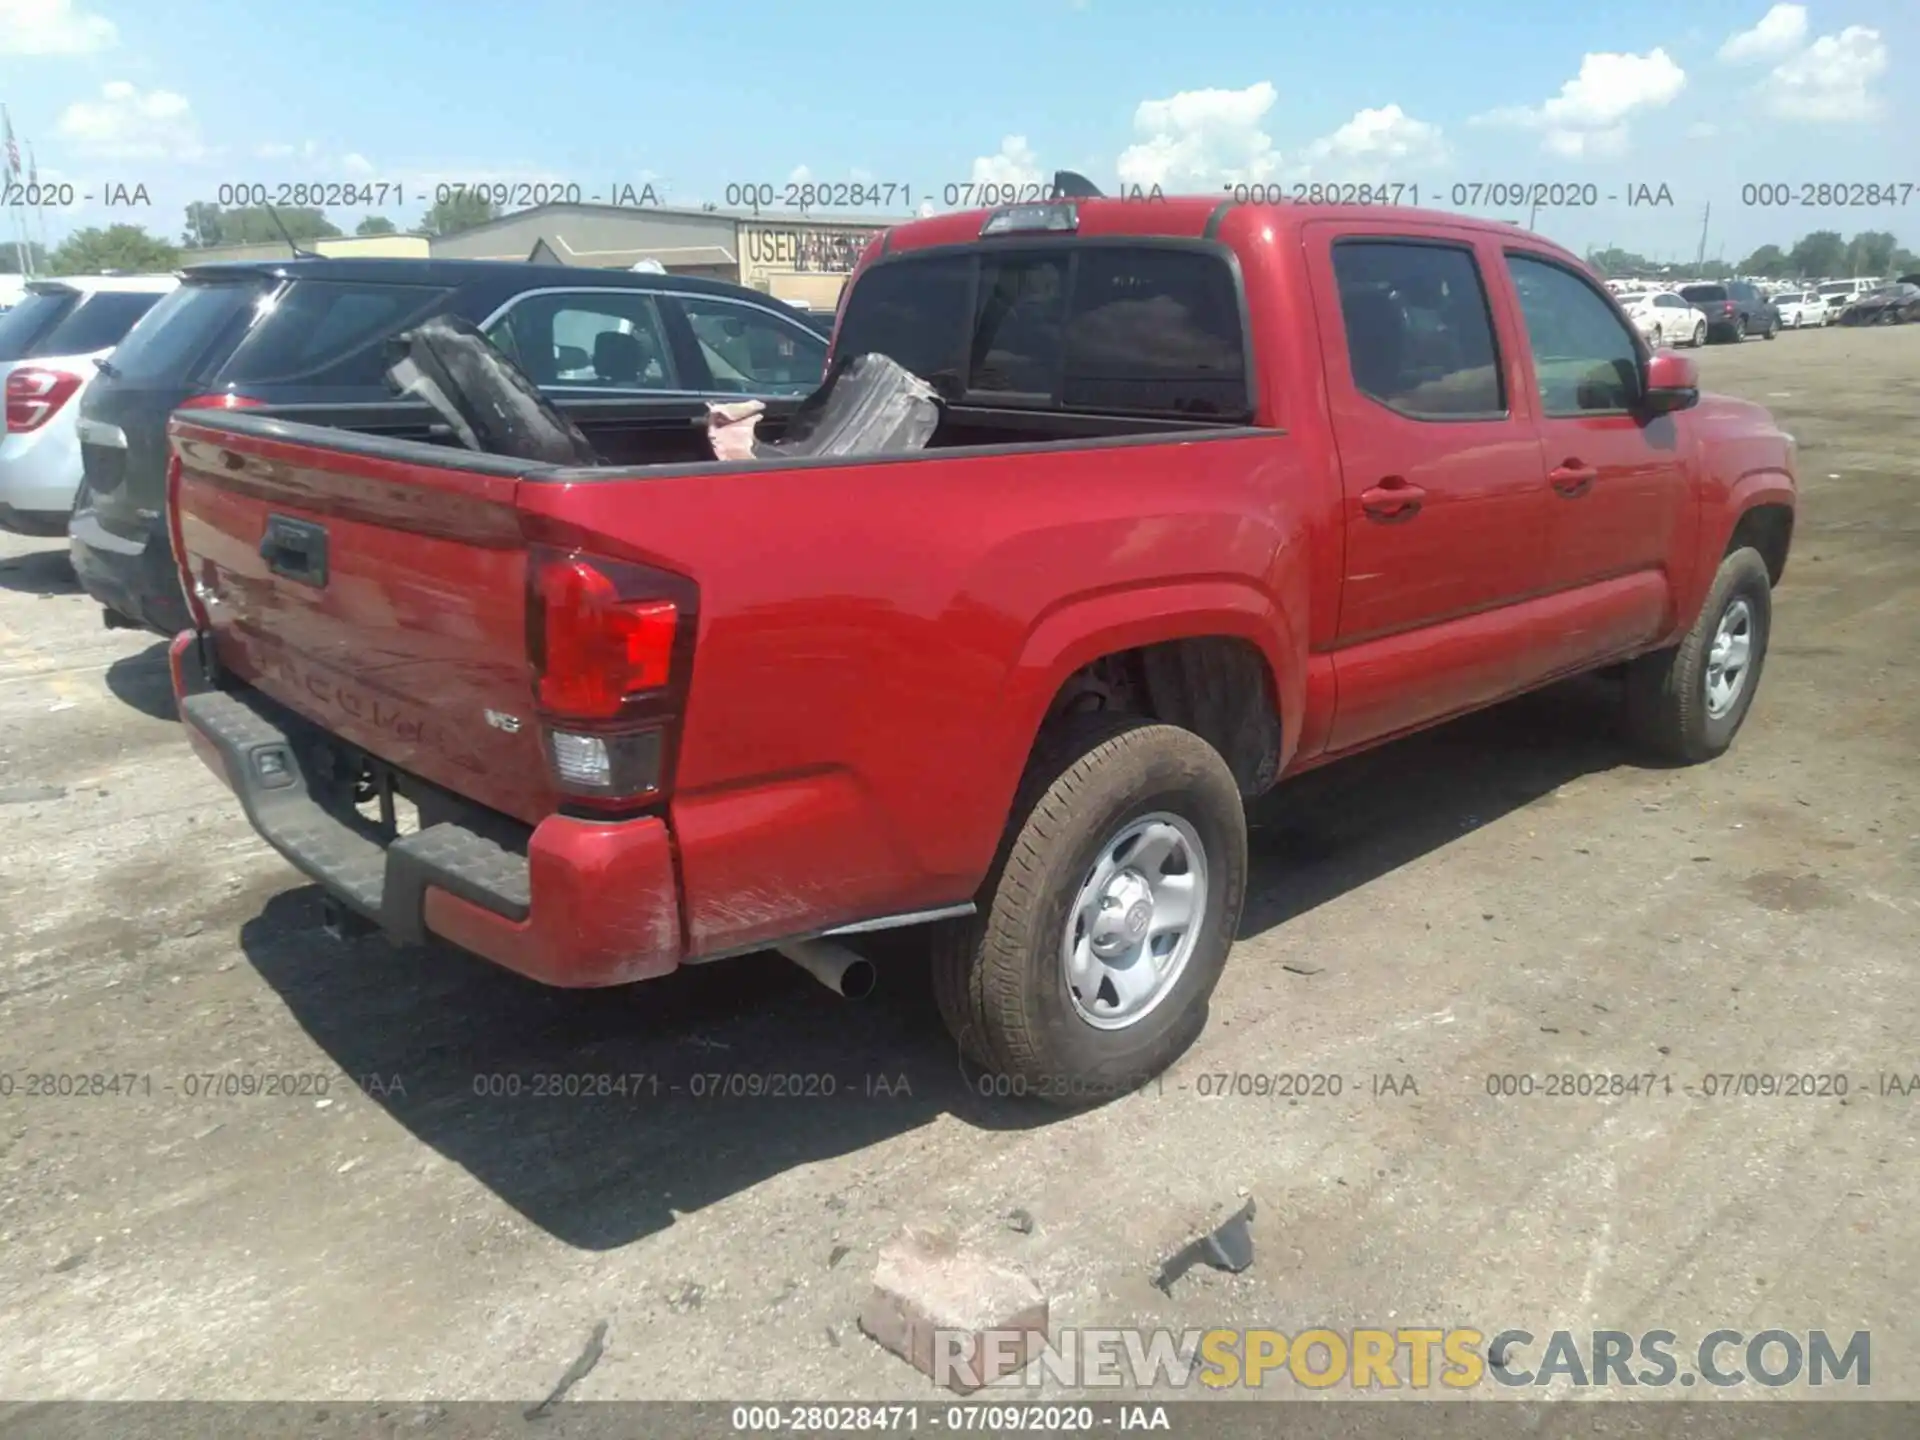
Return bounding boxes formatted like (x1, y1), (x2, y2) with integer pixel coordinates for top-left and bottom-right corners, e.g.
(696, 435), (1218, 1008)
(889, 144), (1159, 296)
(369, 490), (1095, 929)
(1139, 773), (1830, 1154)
(1686, 120), (1719, 139)
(0, 0), (116, 54)
(57, 81), (204, 162)
(1764, 25), (1887, 121)
(1296, 104), (1447, 181)
(788, 163), (812, 184)
(1719, 5), (1808, 63)
(971, 135), (1044, 186)
(341, 152), (374, 176)
(1116, 83), (1280, 189)
(1473, 49), (1685, 158)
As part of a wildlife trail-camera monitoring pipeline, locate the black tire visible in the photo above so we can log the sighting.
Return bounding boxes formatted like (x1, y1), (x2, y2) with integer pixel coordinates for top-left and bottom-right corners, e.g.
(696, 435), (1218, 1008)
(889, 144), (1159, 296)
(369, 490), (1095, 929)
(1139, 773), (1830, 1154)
(1624, 547), (1772, 764)
(1736, 315), (1749, 339)
(931, 714), (1247, 1105)
(1691, 321), (1706, 347)
(1763, 315), (1778, 340)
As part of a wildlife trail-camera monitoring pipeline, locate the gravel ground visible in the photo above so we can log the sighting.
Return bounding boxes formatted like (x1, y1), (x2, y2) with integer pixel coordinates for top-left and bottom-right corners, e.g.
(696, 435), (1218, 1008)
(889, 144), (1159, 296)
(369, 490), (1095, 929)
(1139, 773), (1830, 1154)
(0, 324), (1915, 1408)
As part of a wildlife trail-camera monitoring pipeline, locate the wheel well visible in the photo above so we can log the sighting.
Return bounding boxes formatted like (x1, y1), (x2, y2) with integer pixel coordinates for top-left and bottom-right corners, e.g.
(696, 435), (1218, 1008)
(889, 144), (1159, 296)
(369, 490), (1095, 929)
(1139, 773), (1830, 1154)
(1040, 636), (1282, 797)
(1728, 504), (1793, 586)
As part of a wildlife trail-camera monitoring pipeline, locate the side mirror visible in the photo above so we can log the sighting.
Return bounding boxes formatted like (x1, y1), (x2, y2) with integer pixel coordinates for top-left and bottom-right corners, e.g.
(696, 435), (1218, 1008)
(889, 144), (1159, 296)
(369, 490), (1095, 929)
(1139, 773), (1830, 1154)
(1642, 350), (1699, 414)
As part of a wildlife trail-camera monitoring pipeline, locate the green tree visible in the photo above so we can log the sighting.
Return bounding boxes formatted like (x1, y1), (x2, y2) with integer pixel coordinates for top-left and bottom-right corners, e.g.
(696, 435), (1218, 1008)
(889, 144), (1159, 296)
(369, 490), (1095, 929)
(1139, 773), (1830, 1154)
(355, 214), (399, 236)
(418, 191), (498, 237)
(1738, 244), (1789, 278)
(1891, 247), (1919, 276)
(49, 225), (182, 275)
(181, 204), (341, 249)
(2, 238), (50, 275)
(1788, 230), (1846, 279)
(1586, 246), (1652, 277)
(1843, 230), (1898, 277)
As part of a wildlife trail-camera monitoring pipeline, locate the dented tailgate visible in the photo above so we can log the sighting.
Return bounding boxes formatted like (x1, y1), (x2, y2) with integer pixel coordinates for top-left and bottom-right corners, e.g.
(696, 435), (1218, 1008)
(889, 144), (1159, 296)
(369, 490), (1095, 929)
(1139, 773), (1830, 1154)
(170, 415), (558, 827)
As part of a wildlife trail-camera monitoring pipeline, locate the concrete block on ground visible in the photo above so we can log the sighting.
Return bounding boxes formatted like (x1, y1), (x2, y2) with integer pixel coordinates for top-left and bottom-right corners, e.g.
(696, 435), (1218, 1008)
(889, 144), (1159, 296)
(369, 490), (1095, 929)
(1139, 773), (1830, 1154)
(857, 1225), (1049, 1393)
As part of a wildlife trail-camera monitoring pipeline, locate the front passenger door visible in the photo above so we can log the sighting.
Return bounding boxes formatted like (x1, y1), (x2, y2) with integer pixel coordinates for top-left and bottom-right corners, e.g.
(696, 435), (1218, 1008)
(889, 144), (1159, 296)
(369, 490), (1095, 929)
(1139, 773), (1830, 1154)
(1502, 250), (1693, 680)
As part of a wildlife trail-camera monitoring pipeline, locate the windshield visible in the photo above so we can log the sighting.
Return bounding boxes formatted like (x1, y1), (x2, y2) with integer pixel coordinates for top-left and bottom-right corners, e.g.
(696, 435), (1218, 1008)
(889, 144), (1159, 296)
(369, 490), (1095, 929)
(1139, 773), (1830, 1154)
(0, 290), (79, 362)
(1680, 285), (1726, 302)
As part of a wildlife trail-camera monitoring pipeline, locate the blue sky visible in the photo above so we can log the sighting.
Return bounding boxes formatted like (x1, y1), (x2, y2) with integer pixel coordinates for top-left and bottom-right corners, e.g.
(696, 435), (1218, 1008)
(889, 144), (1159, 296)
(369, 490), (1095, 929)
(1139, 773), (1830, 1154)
(2, 0), (1914, 264)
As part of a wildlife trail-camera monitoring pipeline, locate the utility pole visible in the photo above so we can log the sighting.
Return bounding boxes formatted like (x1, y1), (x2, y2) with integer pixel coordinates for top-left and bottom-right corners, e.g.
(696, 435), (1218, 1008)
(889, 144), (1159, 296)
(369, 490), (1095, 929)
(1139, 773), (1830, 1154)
(1694, 204), (1710, 270)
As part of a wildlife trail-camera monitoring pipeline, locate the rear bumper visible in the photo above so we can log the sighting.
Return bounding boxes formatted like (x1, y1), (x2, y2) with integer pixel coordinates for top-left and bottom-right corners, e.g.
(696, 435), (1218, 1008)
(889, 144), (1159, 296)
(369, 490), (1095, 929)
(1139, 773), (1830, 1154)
(170, 633), (684, 987)
(71, 507), (190, 634)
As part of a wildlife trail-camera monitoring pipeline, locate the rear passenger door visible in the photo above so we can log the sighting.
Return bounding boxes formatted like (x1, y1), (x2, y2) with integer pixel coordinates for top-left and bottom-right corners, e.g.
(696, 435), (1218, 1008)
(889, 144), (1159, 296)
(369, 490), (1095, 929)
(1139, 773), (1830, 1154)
(1304, 224), (1553, 751)
(1500, 249), (1688, 678)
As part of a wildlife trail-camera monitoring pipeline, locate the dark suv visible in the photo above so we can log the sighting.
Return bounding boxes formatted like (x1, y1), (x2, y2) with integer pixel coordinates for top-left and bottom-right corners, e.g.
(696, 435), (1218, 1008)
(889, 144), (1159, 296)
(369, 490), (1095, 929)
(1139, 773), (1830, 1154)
(70, 257), (831, 635)
(1678, 280), (1779, 343)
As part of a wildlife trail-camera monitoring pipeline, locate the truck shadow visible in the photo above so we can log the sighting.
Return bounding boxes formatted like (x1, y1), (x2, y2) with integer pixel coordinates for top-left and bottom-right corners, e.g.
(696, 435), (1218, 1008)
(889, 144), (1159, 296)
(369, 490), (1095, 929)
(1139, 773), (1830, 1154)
(239, 674), (1631, 1251)
(1240, 673), (1630, 938)
(105, 642), (178, 721)
(239, 894), (1039, 1251)
(0, 544), (81, 596)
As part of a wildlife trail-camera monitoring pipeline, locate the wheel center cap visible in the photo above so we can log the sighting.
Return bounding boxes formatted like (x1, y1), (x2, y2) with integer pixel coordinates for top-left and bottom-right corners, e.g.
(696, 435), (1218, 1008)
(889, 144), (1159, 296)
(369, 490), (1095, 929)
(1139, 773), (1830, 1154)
(1123, 899), (1153, 939)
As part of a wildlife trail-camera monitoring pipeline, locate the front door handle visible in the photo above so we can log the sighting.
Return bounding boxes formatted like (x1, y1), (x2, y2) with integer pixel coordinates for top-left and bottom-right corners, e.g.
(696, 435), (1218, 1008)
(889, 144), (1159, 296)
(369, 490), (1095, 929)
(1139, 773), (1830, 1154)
(1549, 463), (1597, 498)
(1360, 478), (1426, 522)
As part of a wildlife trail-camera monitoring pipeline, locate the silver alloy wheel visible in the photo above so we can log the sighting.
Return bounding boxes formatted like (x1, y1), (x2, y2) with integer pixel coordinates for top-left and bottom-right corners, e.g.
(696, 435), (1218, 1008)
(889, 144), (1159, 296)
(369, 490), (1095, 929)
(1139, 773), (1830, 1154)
(1693, 321), (1706, 346)
(1705, 597), (1754, 718)
(1061, 812), (1208, 1030)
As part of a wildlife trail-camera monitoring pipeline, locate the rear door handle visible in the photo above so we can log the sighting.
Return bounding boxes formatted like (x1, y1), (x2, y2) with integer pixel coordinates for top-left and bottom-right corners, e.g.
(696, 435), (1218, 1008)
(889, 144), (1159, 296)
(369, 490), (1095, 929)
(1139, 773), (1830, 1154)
(1549, 463), (1598, 498)
(1360, 478), (1426, 522)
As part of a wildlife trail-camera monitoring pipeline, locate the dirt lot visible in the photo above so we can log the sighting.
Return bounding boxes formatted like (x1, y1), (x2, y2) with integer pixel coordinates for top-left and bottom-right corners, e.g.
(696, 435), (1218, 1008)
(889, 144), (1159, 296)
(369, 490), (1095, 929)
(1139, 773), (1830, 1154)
(1, 325), (1916, 1407)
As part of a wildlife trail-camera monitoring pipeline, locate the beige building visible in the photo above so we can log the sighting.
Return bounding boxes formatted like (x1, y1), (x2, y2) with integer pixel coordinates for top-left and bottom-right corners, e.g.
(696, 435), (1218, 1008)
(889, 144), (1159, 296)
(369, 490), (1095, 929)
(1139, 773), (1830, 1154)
(178, 234), (431, 266)
(735, 219), (892, 307)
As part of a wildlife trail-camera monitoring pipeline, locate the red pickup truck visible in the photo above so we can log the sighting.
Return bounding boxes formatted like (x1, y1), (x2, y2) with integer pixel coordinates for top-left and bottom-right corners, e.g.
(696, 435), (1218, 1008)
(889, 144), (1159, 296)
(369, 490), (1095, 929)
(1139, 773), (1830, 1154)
(165, 198), (1796, 1100)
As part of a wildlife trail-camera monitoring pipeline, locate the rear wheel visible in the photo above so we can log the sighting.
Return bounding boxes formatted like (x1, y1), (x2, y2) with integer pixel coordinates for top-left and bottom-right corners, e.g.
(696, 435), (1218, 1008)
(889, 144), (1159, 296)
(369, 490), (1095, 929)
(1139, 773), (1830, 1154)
(1763, 314), (1778, 340)
(1624, 547), (1773, 764)
(1691, 320), (1707, 347)
(931, 715), (1247, 1105)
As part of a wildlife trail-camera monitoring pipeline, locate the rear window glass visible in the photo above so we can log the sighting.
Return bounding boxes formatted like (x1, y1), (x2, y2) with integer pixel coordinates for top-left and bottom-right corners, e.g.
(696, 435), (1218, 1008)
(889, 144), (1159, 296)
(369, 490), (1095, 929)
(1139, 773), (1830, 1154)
(838, 245), (1247, 417)
(0, 290), (79, 362)
(37, 290), (168, 356)
(833, 255), (972, 393)
(106, 279), (268, 383)
(1680, 285), (1727, 302)
(215, 280), (454, 388)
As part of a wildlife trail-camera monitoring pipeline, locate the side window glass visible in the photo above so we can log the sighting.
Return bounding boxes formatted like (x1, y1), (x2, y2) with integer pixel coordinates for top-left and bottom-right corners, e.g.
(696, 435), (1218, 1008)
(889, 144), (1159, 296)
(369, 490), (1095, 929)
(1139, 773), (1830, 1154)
(1330, 240), (1504, 419)
(503, 293), (677, 391)
(1505, 254), (1642, 416)
(678, 298), (827, 396)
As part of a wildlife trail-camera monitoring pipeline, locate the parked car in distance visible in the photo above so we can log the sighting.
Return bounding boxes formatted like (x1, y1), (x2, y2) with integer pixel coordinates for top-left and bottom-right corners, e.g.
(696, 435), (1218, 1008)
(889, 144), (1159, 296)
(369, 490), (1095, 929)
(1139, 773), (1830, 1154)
(0, 275), (178, 536)
(1835, 281), (1920, 326)
(70, 257), (832, 636)
(1678, 280), (1779, 342)
(1613, 289), (1708, 347)
(163, 198), (1798, 1098)
(1774, 290), (1831, 329)
(1816, 278), (1876, 319)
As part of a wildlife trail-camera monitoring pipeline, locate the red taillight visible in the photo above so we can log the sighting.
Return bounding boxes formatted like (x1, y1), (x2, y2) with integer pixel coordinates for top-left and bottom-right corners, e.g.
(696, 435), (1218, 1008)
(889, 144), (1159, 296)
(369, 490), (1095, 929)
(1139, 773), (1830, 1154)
(1721, 302), (1736, 314)
(534, 558), (678, 718)
(5, 368), (84, 433)
(526, 547), (697, 807)
(177, 392), (265, 411)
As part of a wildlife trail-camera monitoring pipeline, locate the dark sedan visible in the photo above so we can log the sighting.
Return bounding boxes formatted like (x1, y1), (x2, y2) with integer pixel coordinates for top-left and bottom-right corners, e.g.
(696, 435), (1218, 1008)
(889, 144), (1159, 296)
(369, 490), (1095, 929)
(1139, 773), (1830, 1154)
(1836, 282), (1920, 326)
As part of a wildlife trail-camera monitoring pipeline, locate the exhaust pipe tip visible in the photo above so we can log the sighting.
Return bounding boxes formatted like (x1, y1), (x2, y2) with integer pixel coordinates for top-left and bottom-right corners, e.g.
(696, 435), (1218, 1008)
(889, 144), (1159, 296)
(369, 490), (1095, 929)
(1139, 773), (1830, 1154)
(778, 939), (876, 999)
(838, 958), (877, 1001)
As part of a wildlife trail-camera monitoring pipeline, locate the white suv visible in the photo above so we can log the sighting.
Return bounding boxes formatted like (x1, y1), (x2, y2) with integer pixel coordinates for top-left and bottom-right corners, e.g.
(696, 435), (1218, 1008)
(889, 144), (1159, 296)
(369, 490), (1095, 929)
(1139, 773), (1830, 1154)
(0, 275), (178, 536)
